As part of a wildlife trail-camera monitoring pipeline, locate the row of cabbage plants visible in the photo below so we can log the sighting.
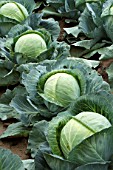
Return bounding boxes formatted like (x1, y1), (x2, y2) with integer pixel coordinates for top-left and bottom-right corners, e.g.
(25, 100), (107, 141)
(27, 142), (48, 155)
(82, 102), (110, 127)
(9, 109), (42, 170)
(0, 0), (113, 170)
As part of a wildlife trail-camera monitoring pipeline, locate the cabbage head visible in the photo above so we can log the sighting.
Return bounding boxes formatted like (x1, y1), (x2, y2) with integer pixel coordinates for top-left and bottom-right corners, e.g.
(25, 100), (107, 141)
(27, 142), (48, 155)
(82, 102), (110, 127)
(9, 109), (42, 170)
(38, 69), (84, 107)
(14, 32), (47, 58)
(48, 111), (111, 159)
(0, 2), (28, 22)
(60, 112), (111, 158)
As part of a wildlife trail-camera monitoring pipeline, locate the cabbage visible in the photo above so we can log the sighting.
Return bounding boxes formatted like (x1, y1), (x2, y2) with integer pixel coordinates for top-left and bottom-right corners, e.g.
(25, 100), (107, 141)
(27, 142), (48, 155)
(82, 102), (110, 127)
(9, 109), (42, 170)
(0, 2), (28, 22)
(44, 72), (80, 107)
(14, 33), (47, 58)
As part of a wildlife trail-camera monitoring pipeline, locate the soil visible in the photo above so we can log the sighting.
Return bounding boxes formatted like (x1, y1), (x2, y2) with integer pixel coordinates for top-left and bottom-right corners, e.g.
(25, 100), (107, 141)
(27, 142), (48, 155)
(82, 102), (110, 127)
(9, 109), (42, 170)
(0, 120), (29, 160)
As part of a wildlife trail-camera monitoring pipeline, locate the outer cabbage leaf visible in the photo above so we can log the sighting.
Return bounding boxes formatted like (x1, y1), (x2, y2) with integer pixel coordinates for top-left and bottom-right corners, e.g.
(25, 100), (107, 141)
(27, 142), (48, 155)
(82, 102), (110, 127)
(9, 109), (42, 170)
(35, 144), (109, 170)
(0, 104), (19, 120)
(22, 159), (35, 170)
(24, 13), (60, 40)
(0, 122), (29, 139)
(101, 0), (113, 42)
(14, 0), (36, 14)
(0, 59), (19, 86)
(28, 120), (49, 158)
(69, 91), (113, 123)
(44, 0), (79, 19)
(47, 112), (71, 157)
(0, 16), (17, 37)
(35, 143), (51, 170)
(10, 95), (42, 125)
(0, 147), (24, 170)
(68, 127), (113, 165)
(0, 85), (26, 104)
(79, 3), (106, 40)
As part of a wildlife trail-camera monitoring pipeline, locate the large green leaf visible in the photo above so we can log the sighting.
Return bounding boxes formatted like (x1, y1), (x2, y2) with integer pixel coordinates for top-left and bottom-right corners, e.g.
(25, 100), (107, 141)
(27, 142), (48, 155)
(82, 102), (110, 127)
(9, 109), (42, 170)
(0, 104), (19, 120)
(7, 24), (31, 38)
(35, 148), (109, 170)
(35, 144), (51, 170)
(46, 0), (79, 19)
(0, 16), (17, 36)
(28, 120), (49, 158)
(0, 85), (26, 105)
(99, 45), (113, 60)
(26, 13), (42, 30)
(22, 159), (35, 170)
(0, 122), (29, 139)
(14, 0), (36, 14)
(43, 153), (109, 170)
(69, 92), (113, 123)
(64, 26), (81, 38)
(35, 140), (109, 170)
(0, 67), (19, 86)
(101, 0), (113, 42)
(0, 59), (19, 86)
(43, 153), (77, 170)
(68, 127), (113, 165)
(79, 4), (105, 40)
(21, 66), (46, 103)
(75, 163), (109, 170)
(48, 112), (72, 157)
(40, 18), (60, 40)
(10, 95), (41, 125)
(0, 147), (24, 170)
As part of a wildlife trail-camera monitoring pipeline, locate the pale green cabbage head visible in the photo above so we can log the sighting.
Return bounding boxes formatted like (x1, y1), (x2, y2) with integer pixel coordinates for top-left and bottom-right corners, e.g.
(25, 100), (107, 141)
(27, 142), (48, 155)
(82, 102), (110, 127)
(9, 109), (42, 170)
(43, 72), (80, 107)
(14, 33), (47, 58)
(110, 6), (113, 15)
(0, 2), (28, 22)
(60, 112), (111, 158)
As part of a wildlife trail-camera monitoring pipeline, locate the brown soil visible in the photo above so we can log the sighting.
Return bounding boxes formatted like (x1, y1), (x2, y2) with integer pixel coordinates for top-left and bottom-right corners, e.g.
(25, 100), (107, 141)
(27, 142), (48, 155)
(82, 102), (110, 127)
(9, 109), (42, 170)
(0, 120), (29, 159)
(98, 59), (113, 82)
(0, 138), (29, 159)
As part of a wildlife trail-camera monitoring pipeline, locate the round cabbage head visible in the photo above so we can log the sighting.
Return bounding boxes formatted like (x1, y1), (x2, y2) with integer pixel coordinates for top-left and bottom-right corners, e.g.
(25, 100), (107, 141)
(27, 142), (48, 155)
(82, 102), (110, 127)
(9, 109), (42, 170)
(110, 6), (113, 15)
(60, 112), (111, 158)
(14, 33), (47, 58)
(43, 72), (80, 107)
(0, 2), (28, 22)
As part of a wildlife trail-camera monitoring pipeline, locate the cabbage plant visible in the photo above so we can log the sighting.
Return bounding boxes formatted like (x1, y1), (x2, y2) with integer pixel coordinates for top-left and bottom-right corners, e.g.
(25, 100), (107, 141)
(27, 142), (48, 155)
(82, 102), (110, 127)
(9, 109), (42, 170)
(36, 58), (110, 107)
(25, 91), (113, 170)
(9, 58), (110, 126)
(32, 108), (113, 169)
(0, 20), (66, 86)
(0, 0), (35, 36)
(48, 111), (111, 159)
(5, 28), (52, 63)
